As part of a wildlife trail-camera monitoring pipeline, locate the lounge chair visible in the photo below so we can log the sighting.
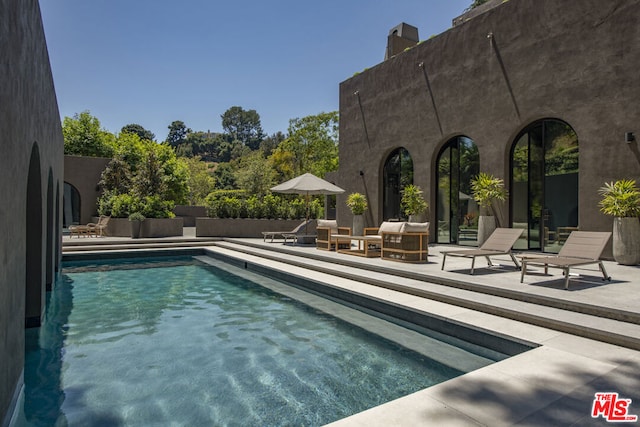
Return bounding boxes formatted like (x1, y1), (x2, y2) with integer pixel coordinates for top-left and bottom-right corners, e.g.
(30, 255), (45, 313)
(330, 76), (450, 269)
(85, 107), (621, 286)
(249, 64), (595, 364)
(441, 228), (523, 274)
(68, 224), (92, 238)
(520, 231), (612, 289)
(262, 219), (315, 243)
(87, 215), (110, 237)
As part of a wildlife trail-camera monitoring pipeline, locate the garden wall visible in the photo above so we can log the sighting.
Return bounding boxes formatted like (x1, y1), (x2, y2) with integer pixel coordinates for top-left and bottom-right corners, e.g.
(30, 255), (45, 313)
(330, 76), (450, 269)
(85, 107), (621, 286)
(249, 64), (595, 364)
(99, 217), (184, 238)
(196, 218), (314, 238)
(173, 205), (207, 227)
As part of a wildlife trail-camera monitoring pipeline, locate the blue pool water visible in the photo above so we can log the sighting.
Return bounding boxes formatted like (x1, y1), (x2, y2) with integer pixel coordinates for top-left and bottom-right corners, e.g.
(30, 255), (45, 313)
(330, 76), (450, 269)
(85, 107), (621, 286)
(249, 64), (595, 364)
(19, 256), (502, 426)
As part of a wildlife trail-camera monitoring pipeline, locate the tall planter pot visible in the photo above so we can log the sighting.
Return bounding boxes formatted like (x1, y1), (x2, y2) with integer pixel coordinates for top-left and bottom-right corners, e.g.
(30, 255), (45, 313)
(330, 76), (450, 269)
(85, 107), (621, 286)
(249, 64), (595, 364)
(612, 217), (640, 265)
(130, 220), (142, 239)
(352, 215), (364, 236)
(477, 215), (496, 247)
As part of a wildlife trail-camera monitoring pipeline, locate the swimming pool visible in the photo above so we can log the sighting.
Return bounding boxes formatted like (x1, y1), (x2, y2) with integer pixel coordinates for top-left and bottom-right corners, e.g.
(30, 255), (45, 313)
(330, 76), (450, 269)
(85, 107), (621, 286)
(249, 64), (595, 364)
(19, 254), (520, 426)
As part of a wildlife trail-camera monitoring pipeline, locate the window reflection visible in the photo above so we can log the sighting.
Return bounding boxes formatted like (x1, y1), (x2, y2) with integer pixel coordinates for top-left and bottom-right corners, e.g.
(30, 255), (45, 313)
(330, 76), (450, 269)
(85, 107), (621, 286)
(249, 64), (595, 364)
(383, 148), (413, 220)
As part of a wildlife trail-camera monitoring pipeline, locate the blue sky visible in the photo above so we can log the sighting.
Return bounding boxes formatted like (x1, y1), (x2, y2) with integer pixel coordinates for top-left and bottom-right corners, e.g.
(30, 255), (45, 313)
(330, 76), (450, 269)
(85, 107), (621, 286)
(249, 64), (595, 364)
(40, 0), (472, 141)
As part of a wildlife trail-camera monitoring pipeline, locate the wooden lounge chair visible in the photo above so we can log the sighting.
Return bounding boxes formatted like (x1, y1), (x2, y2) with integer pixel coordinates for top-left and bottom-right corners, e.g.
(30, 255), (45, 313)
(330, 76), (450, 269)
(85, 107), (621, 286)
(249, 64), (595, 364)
(520, 231), (612, 289)
(87, 215), (110, 237)
(441, 228), (523, 274)
(262, 219), (315, 243)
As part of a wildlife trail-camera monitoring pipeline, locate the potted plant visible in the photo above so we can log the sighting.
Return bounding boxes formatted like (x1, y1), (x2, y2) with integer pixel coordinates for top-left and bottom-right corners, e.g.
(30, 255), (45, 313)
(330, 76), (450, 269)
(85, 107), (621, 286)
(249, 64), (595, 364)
(129, 212), (146, 239)
(471, 172), (507, 245)
(598, 179), (640, 265)
(346, 192), (368, 236)
(401, 184), (428, 222)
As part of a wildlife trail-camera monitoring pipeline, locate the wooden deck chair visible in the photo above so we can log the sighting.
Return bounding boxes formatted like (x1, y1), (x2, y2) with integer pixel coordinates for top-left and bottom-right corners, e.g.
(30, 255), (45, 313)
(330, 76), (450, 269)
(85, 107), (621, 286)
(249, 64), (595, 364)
(87, 215), (110, 237)
(441, 228), (524, 274)
(520, 231), (612, 289)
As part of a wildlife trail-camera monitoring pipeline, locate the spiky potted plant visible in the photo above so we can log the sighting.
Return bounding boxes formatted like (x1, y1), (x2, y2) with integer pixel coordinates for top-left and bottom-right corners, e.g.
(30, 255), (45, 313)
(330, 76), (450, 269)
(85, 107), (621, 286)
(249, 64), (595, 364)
(471, 172), (507, 245)
(346, 192), (368, 236)
(598, 179), (640, 265)
(401, 184), (428, 222)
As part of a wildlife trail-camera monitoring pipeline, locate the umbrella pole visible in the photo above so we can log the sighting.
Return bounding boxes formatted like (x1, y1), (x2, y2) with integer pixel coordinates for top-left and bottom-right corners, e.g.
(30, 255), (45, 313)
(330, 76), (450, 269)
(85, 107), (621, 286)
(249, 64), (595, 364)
(305, 192), (310, 234)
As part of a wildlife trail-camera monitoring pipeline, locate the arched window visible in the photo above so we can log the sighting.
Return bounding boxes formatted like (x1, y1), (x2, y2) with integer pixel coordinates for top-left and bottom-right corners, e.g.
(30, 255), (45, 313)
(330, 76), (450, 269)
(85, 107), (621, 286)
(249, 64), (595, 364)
(511, 119), (578, 253)
(63, 182), (81, 227)
(436, 136), (479, 245)
(382, 148), (413, 220)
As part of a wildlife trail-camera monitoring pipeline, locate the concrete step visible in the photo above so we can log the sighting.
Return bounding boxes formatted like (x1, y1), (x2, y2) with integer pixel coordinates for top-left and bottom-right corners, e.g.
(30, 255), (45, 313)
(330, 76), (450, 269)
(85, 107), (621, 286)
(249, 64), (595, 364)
(212, 240), (640, 351)
(62, 237), (220, 252)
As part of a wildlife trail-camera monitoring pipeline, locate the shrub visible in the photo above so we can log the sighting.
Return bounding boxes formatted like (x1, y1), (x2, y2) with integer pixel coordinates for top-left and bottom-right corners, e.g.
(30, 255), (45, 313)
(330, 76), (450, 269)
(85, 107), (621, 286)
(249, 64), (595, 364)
(401, 185), (428, 216)
(346, 193), (368, 215)
(599, 179), (640, 217)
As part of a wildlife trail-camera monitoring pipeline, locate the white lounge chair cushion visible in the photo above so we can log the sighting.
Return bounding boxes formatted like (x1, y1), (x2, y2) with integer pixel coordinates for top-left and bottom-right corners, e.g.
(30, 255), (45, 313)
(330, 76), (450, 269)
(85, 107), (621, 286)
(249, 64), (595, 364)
(403, 222), (429, 233)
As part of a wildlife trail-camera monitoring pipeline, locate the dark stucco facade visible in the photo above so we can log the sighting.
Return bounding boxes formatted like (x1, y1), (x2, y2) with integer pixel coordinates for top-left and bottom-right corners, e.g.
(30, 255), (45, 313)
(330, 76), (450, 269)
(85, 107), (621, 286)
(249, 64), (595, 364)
(335, 0), (640, 257)
(0, 0), (64, 423)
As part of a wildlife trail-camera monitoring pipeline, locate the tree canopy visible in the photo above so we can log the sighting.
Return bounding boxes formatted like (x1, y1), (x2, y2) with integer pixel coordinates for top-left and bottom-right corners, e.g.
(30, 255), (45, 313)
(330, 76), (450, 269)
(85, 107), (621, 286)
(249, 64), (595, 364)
(62, 111), (115, 157)
(121, 123), (155, 141)
(221, 106), (265, 151)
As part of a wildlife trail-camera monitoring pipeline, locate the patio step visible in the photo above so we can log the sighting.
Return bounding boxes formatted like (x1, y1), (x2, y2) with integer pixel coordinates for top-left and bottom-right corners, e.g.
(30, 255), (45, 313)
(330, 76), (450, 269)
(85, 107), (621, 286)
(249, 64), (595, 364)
(211, 240), (640, 351)
(62, 237), (220, 252)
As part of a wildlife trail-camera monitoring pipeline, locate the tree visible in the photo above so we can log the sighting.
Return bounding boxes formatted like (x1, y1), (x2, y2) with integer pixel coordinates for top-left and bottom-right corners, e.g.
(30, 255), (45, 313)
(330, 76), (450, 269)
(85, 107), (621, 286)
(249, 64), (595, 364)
(211, 163), (237, 190)
(183, 157), (216, 205)
(221, 106), (265, 150)
(260, 131), (286, 156)
(270, 111), (339, 180)
(166, 120), (191, 149)
(234, 151), (276, 196)
(121, 123), (155, 141)
(62, 111), (115, 157)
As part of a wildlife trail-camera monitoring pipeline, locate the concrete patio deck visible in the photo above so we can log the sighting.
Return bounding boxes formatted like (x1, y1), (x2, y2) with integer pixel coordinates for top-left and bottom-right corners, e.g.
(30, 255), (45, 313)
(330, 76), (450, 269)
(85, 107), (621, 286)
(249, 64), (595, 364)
(61, 230), (640, 426)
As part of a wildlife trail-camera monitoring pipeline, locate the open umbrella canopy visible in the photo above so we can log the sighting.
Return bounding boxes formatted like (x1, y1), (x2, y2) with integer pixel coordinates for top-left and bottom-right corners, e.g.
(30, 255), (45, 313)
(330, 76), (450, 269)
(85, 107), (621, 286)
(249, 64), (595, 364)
(270, 173), (345, 195)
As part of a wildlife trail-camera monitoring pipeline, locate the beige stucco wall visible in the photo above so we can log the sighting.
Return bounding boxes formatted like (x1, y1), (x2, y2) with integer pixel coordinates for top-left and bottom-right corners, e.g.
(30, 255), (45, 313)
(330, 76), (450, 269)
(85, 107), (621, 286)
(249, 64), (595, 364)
(0, 0), (64, 423)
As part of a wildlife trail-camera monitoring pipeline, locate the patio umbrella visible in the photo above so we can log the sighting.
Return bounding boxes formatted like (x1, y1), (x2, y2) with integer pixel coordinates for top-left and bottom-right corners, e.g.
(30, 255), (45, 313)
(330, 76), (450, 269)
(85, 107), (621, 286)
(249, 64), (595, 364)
(270, 173), (345, 233)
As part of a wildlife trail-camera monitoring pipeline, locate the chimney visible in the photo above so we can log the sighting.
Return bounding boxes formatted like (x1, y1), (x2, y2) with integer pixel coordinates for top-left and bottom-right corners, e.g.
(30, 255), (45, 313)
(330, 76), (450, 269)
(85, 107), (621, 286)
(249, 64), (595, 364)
(385, 23), (419, 60)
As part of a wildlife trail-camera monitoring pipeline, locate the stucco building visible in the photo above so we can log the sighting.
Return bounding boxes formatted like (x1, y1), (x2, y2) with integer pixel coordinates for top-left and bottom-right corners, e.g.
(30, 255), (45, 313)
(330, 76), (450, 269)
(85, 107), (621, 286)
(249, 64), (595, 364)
(333, 0), (640, 257)
(0, 0), (64, 423)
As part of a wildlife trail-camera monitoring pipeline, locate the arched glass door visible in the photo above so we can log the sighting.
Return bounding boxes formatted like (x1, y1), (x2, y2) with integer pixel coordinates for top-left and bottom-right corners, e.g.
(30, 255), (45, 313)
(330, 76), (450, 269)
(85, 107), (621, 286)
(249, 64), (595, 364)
(511, 119), (578, 253)
(436, 136), (479, 245)
(382, 148), (413, 220)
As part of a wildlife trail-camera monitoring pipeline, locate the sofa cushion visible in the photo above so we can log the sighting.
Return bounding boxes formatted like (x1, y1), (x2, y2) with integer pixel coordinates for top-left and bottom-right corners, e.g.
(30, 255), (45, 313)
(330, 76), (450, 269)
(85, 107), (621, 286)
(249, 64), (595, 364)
(317, 219), (338, 234)
(378, 221), (405, 235)
(403, 222), (429, 233)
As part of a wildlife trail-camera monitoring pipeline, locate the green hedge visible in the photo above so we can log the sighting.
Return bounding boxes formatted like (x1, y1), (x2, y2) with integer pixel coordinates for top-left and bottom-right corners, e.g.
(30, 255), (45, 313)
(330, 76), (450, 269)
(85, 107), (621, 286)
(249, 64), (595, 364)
(204, 192), (323, 219)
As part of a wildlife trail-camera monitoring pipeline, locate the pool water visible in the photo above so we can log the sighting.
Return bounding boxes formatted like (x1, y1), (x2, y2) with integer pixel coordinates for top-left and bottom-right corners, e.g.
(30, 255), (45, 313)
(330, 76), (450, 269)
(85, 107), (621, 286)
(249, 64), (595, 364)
(19, 256), (499, 426)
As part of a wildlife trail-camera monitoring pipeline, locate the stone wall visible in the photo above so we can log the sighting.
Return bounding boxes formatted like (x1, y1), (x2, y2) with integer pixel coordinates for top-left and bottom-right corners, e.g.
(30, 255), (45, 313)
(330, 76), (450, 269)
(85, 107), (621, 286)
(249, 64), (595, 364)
(196, 218), (315, 238)
(0, 0), (64, 423)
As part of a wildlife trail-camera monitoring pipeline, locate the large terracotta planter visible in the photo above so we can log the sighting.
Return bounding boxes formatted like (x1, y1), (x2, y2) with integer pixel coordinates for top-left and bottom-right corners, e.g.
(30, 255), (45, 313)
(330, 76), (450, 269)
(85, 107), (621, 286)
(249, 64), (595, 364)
(477, 215), (496, 247)
(612, 217), (640, 265)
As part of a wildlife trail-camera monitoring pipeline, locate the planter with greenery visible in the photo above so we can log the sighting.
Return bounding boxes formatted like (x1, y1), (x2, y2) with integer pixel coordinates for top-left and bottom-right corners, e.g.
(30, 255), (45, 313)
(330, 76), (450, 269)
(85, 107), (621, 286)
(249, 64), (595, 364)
(599, 179), (640, 265)
(128, 212), (145, 239)
(471, 172), (507, 246)
(401, 184), (428, 222)
(346, 192), (368, 236)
